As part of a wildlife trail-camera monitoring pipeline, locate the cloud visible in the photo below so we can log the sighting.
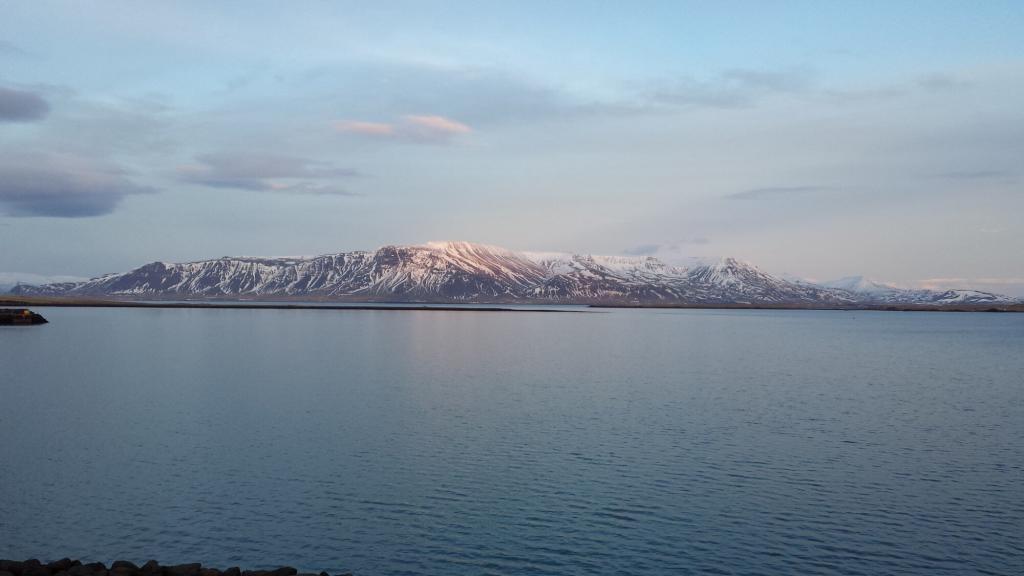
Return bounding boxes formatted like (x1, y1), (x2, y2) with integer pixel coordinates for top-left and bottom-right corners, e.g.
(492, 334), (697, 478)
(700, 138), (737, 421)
(0, 154), (153, 217)
(727, 185), (833, 200)
(824, 72), (969, 104)
(294, 60), (609, 128)
(649, 68), (813, 108)
(335, 114), (472, 143)
(0, 86), (51, 122)
(335, 121), (395, 136)
(404, 115), (471, 135)
(176, 152), (359, 195)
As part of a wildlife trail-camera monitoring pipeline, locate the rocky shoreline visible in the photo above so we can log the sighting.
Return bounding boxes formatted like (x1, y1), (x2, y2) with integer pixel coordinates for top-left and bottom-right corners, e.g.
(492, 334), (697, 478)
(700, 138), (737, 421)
(0, 560), (350, 576)
(0, 308), (48, 325)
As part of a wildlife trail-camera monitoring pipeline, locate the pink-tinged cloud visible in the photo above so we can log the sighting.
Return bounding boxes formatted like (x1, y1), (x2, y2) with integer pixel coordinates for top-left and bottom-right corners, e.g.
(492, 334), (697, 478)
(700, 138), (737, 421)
(334, 120), (396, 136)
(402, 115), (472, 135)
(335, 115), (472, 143)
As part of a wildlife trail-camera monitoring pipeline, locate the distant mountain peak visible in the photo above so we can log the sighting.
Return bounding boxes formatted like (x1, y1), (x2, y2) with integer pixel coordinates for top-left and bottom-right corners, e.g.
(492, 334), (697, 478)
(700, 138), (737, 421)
(824, 275), (901, 294)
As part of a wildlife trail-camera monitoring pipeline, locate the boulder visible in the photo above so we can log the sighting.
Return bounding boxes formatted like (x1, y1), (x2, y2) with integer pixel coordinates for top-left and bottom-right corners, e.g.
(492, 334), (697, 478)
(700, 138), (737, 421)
(46, 561), (75, 573)
(21, 560), (50, 576)
(0, 561), (25, 575)
(163, 564), (200, 576)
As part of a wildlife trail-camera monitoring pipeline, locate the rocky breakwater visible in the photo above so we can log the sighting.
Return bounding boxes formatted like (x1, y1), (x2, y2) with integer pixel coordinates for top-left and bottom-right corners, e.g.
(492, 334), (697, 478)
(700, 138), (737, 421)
(0, 308), (48, 325)
(0, 560), (351, 576)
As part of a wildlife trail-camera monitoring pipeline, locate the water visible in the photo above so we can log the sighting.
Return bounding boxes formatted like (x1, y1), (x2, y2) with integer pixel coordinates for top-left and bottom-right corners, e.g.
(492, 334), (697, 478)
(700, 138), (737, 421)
(2, 307), (1022, 575)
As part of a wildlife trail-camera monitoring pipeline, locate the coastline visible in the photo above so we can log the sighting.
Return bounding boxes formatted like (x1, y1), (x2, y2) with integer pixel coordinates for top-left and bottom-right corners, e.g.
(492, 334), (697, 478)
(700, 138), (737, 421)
(1, 295), (1019, 313)
(588, 302), (1024, 313)
(0, 296), (583, 313)
(0, 559), (349, 576)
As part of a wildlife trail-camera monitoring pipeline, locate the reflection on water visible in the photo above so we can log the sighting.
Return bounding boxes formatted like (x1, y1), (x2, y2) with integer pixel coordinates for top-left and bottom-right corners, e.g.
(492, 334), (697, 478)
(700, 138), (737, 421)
(2, 307), (1023, 575)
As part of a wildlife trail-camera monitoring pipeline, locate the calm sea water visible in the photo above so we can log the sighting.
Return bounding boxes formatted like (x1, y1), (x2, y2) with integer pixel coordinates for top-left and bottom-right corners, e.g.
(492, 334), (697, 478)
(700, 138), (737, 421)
(2, 307), (1022, 575)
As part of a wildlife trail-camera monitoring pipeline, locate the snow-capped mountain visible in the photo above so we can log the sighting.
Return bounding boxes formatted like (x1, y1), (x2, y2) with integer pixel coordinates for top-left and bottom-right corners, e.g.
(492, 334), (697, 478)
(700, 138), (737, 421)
(824, 276), (902, 296)
(11, 241), (1018, 306)
(823, 275), (1017, 305)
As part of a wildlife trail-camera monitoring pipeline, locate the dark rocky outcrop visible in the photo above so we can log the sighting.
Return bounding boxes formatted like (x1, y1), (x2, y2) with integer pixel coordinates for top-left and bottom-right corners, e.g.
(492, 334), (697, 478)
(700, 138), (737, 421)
(0, 561), (349, 576)
(0, 308), (48, 325)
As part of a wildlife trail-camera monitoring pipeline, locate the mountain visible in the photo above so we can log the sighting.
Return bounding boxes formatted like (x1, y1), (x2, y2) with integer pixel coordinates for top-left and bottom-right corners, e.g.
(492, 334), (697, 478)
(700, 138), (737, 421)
(11, 241), (1018, 306)
(823, 275), (1017, 305)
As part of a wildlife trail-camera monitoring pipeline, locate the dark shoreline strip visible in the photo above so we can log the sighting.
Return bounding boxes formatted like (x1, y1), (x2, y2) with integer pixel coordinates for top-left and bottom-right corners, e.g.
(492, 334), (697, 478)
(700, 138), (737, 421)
(1, 297), (1019, 313)
(0, 298), (585, 313)
(0, 559), (350, 576)
(588, 303), (1023, 313)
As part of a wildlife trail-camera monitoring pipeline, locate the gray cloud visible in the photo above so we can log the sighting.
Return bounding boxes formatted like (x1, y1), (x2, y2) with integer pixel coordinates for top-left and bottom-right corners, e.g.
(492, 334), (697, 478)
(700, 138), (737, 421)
(824, 72), (969, 104)
(728, 186), (833, 201)
(0, 86), (51, 122)
(177, 152), (359, 195)
(649, 68), (813, 108)
(0, 154), (153, 217)
(286, 60), (619, 128)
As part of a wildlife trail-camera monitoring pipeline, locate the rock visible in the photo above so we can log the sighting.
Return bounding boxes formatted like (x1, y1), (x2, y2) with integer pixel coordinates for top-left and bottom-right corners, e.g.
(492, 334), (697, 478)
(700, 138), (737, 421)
(69, 563), (105, 576)
(0, 561), (25, 575)
(46, 560), (75, 573)
(163, 564), (200, 576)
(21, 560), (50, 576)
(0, 562), (335, 576)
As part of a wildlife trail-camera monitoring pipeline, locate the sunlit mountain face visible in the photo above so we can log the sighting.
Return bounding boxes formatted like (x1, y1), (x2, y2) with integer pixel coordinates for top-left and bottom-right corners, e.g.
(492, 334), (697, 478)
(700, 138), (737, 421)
(12, 242), (1018, 306)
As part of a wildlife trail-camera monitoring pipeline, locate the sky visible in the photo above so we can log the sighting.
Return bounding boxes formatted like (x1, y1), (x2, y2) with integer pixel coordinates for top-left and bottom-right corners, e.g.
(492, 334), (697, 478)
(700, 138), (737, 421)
(1, 1), (1023, 295)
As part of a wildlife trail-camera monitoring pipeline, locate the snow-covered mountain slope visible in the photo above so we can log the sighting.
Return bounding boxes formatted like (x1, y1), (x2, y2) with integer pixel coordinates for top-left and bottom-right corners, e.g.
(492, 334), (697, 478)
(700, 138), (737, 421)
(823, 275), (1016, 305)
(11, 241), (1019, 305)
(825, 276), (902, 295)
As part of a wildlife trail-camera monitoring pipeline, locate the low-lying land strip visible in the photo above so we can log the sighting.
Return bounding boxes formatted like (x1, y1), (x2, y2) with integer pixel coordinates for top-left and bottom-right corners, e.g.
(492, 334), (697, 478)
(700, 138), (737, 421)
(0, 296), (578, 313)
(0, 560), (349, 576)
(589, 302), (1024, 313)
(1, 296), (1019, 313)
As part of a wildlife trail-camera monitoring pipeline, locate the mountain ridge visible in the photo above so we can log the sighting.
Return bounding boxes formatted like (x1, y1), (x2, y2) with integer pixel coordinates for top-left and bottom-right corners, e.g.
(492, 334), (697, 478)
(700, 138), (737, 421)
(11, 241), (1019, 305)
